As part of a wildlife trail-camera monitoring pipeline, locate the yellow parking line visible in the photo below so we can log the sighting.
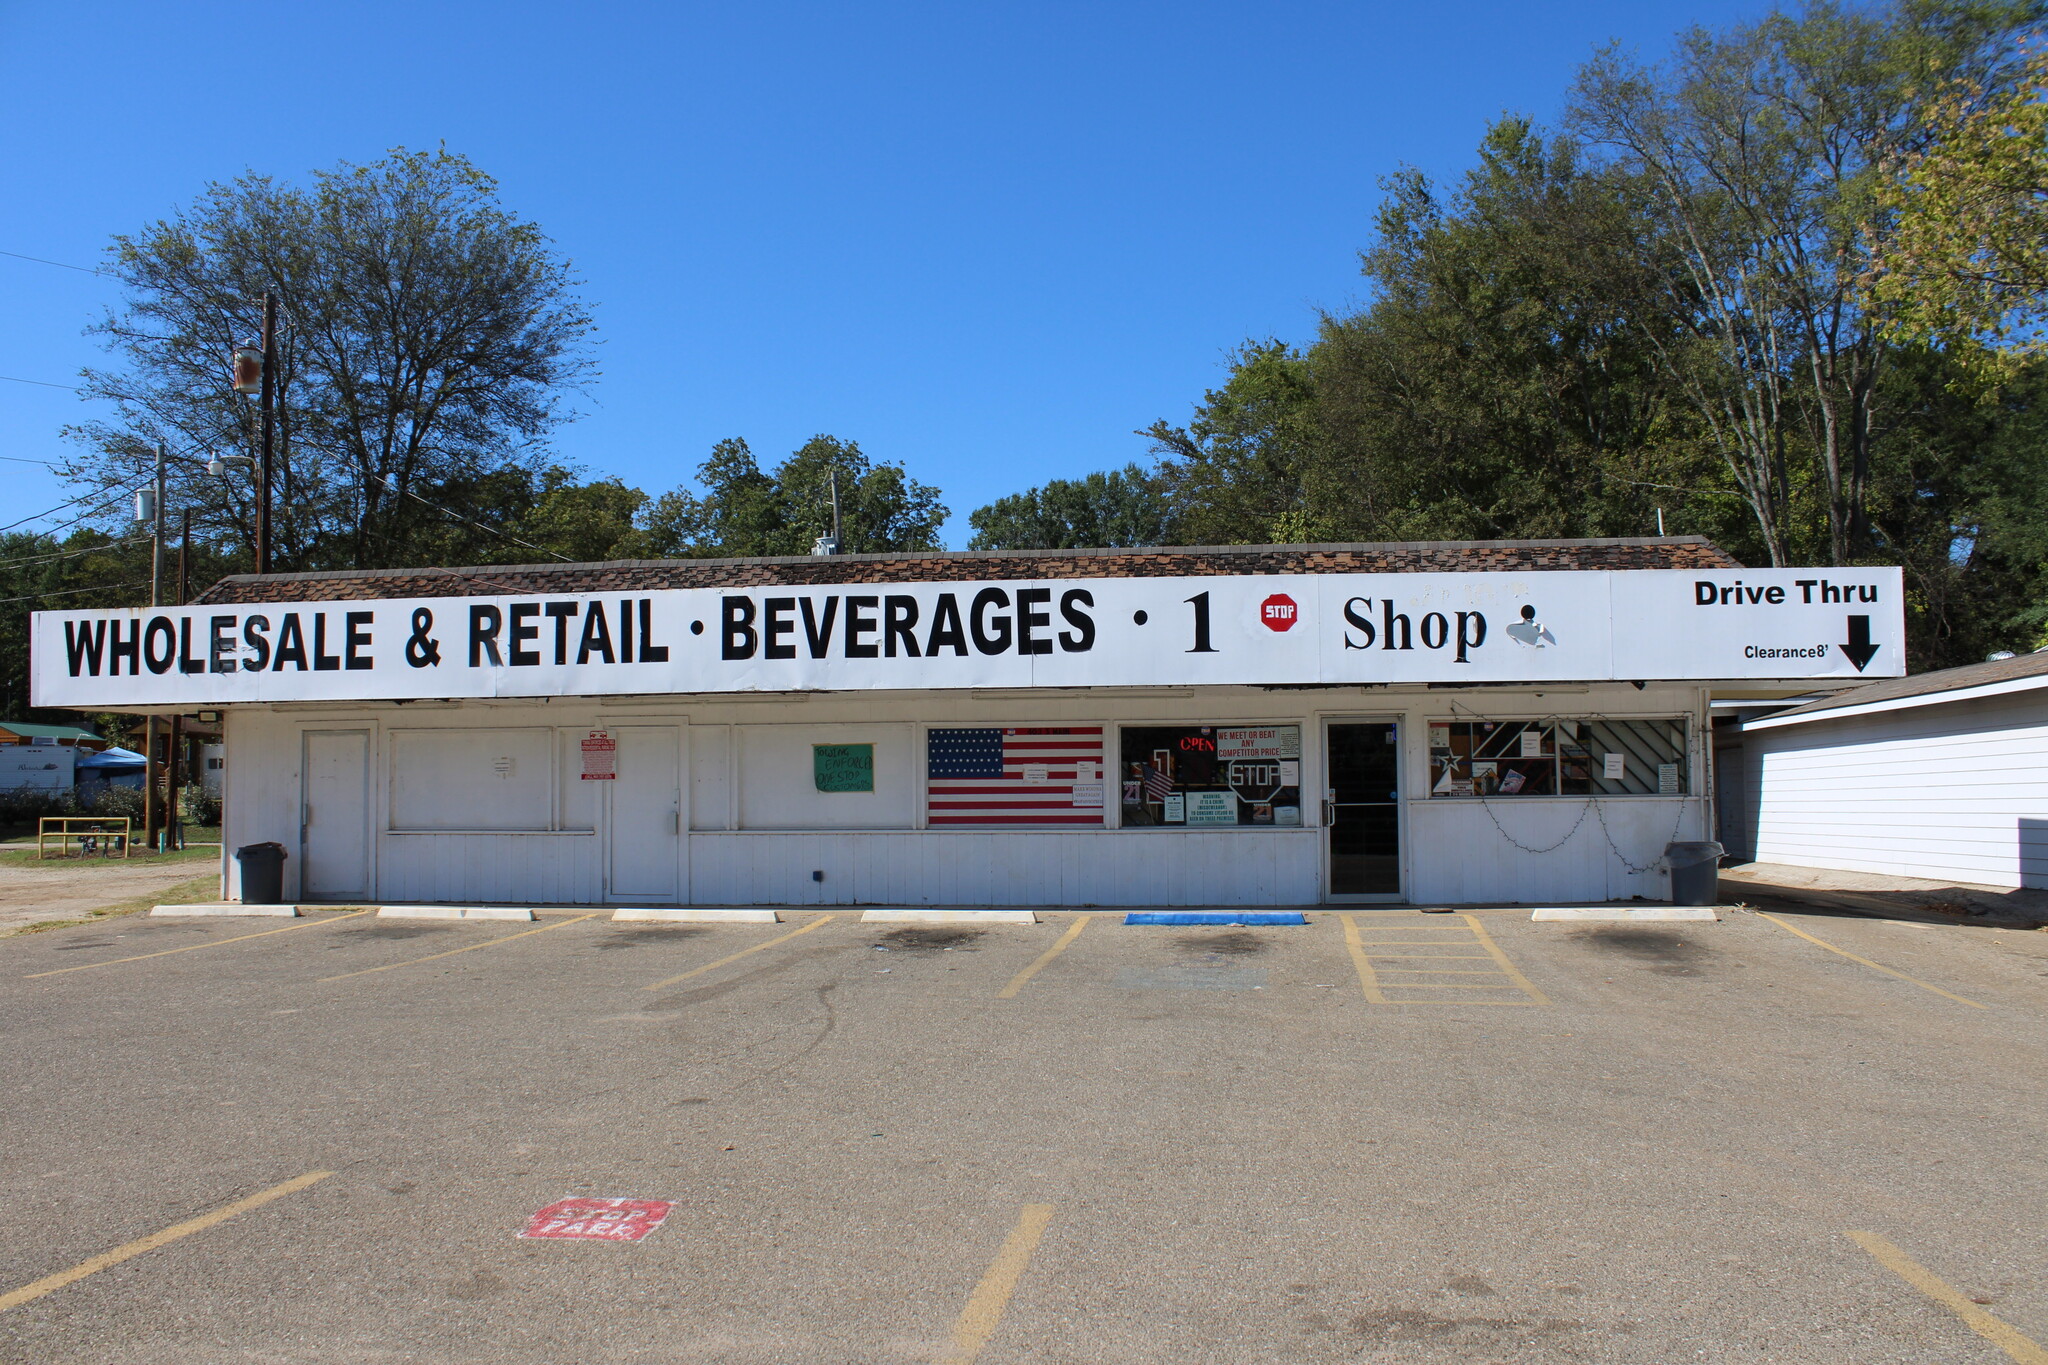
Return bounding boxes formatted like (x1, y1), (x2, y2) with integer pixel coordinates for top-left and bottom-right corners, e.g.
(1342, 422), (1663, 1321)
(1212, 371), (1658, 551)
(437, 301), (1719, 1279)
(998, 915), (1091, 999)
(642, 913), (838, 991)
(945, 1203), (1055, 1365)
(1378, 981), (1542, 990)
(319, 914), (599, 982)
(25, 911), (371, 979)
(1849, 1231), (2048, 1364)
(1339, 914), (1388, 1004)
(1357, 953), (1492, 960)
(1757, 913), (1986, 1009)
(1377, 967), (1511, 975)
(1460, 914), (1551, 1005)
(0, 1171), (330, 1314)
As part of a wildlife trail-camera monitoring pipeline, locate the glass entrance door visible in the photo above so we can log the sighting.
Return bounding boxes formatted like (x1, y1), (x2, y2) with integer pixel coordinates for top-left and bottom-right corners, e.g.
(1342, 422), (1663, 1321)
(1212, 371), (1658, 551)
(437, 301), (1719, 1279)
(1327, 722), (1401, 898)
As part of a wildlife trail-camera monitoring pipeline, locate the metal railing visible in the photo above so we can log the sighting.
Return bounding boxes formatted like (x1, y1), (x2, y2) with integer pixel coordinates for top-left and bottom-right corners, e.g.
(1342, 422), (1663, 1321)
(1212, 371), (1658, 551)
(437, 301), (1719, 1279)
(37, 816), (133, 859)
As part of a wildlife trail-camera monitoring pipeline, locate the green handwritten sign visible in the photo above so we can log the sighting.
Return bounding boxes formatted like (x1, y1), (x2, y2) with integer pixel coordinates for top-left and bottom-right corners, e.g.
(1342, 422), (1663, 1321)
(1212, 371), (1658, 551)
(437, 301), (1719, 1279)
(813, 743), (874, 793)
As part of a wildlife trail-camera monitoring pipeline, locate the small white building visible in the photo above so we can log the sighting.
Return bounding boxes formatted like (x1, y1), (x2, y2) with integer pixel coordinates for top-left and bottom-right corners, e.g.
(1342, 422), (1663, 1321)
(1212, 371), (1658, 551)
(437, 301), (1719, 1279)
(1730, 651), (2048, 890)
(30, 539), (1904, 908)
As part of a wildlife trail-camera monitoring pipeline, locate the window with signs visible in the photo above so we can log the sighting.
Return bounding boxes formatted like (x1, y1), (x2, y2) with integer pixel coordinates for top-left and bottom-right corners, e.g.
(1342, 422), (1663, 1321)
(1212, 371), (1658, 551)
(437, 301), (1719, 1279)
(1119, 725), (1303, 828)
(1427, 718), (1689, 798)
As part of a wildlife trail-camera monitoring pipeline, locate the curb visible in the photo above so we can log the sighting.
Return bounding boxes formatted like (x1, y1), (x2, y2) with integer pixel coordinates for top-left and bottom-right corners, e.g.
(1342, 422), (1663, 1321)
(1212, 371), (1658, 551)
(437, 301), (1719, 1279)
(611, 907), (782, 923)
(149, 904), (298, 918)
(859, 909), (1040, 925)
(375, 906), (536, 921)
(1531, 907), (1720, 922)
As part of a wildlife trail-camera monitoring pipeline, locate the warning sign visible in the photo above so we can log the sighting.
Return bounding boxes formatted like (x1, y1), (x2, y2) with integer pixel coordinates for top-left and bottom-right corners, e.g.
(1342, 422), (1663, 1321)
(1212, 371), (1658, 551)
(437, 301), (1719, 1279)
(519, 1197), (672, 1241)
(580, 730), (617, 781)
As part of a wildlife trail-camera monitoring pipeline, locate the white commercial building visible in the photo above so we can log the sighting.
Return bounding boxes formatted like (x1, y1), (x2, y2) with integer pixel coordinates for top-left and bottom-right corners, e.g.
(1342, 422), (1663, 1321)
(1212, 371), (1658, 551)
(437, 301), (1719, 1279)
(31, 540), (1903, 908)
(1728, 651), (2048, 889)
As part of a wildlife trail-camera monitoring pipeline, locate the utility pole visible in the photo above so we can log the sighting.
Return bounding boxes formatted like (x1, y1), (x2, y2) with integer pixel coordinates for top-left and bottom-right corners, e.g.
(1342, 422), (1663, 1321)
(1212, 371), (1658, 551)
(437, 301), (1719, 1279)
(167, 510), (190, 850)
(144, 441), (167, 852)
(256, 291), (276, 574)
(812, 466), (845, 556)
(150, 442), (166, 608)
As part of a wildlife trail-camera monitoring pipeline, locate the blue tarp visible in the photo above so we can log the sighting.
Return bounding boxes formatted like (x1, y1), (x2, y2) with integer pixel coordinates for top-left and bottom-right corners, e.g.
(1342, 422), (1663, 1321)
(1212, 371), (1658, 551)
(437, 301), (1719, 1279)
(76, 746), (145, 771)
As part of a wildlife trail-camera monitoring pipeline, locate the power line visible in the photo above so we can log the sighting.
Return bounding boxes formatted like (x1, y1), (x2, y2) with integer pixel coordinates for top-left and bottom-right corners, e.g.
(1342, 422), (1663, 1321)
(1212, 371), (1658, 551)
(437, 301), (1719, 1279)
(0, 373), (81, 391)
(0, 535), (151, 569)
(397, 485), (574, 562)
(0, 480), (147, 538)
(0, 579), (146, 606)
(0, 454), (62, 467)
(0, 247), (111, 277)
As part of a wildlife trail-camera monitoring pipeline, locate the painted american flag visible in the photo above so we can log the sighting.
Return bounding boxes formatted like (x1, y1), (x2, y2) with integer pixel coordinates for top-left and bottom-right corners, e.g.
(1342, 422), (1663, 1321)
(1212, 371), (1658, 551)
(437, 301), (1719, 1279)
(926, 727), (1105, 826)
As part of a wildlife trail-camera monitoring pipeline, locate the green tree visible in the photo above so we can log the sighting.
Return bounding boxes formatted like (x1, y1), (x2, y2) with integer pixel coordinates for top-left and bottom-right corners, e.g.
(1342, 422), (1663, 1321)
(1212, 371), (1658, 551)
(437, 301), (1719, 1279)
(644, 436), (947, 557)
(1869, 47), (2048, 358)
(1568, 1), (2035, 565)
(64, 146), (594, 573)
(513, 470), (649, 563)
(967, 463), (1175, 549)
(1141, 341), (1324, 545)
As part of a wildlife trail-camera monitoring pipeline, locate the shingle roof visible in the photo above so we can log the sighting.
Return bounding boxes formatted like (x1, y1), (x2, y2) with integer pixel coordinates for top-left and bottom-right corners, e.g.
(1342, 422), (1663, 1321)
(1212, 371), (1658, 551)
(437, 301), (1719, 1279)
(0, 722), (107, 745)
(192, 536), (1741, 605)
(1758, 647), (2048, 722)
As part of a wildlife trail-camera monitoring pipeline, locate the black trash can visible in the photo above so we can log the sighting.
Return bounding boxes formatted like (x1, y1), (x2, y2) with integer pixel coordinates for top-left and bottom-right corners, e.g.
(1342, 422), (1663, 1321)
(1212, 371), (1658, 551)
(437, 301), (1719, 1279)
(236, 842), (289, 905)
(1664, 840), (1725, 906)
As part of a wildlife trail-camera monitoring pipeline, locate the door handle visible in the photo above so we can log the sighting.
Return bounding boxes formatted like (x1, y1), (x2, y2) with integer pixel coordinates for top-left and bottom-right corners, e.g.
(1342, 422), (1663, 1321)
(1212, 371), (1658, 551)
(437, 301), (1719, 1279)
(1321, 798), (1336, 824)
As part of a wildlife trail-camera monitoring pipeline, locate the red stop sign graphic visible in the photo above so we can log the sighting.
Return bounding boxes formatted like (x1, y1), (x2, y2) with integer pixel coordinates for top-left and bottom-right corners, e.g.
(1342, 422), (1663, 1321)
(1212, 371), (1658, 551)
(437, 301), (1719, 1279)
(1260, 594), (1299, 631)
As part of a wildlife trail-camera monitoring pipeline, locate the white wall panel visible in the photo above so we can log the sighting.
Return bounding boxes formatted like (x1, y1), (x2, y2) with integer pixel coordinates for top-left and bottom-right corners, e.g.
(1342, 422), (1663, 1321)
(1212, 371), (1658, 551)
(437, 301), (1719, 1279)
(1749, 690), (2048, 888)
(377, 833), (603, 905)
(1405, 798), (1697, 904)
(737, 724), (915, 830)
(389, 728), (553, 831)
(689, 725), (732, 830)
(687, 830), (1321, 906)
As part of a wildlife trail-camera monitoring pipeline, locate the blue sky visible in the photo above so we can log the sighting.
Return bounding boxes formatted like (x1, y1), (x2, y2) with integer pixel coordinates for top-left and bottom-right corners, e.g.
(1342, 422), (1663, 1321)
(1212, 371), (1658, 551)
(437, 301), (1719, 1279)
(0, 1), (1768, 548)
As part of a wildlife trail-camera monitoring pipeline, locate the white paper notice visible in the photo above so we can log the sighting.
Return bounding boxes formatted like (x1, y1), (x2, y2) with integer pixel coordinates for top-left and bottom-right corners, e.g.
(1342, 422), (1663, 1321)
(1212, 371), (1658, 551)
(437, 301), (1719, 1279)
(1519, 730), (1543, 758)
(1603, 752), (1625, 781)
(1162, 793), (1186, 823)
(1279, 760), (1300, 786)
(1185, 791), (1239, 826)
(1022, 764), (1049, 785)
(1657, 762), (1679, 795)
(1071, 782), (1104, 807)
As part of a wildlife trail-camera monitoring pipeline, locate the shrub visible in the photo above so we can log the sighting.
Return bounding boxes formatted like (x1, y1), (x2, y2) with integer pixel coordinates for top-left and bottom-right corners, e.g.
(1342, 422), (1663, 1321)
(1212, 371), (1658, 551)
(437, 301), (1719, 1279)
(182, 785), (222, 827)
(90, 786), (146, 821)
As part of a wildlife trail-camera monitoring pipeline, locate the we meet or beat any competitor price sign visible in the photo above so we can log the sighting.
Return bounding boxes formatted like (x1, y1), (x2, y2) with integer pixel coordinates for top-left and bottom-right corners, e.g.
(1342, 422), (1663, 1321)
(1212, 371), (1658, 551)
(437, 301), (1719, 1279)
(32, 568), (1906, 707)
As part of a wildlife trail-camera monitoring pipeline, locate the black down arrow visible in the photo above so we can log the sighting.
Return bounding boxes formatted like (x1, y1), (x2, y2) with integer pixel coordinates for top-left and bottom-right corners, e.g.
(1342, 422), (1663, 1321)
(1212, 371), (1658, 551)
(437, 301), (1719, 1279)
(1842, 615), (1880, 672)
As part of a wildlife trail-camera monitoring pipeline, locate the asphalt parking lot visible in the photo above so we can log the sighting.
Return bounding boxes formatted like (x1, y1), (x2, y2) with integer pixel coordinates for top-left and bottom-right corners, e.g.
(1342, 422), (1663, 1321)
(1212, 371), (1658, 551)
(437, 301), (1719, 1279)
(2, 899), (2045, 1364)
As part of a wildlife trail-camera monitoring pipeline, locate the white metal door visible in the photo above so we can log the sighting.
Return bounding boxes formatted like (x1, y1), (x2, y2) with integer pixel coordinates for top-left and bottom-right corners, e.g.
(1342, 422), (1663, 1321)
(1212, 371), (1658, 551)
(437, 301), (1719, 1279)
(301, 729), (372, 901)
(608, 726), (682, 900)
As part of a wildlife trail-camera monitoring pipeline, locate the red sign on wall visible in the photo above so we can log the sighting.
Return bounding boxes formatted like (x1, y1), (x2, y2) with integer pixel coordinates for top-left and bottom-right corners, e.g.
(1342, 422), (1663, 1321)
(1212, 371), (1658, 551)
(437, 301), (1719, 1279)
(519, 1197), (673, 1241)
(1259, 594), (1299, 631)
(580, 730), (617, 781)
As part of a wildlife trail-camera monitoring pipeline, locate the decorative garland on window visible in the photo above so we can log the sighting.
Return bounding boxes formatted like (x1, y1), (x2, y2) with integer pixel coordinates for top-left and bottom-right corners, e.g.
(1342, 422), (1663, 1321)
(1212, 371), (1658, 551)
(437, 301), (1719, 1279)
(1444, 700), (1691, 874)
